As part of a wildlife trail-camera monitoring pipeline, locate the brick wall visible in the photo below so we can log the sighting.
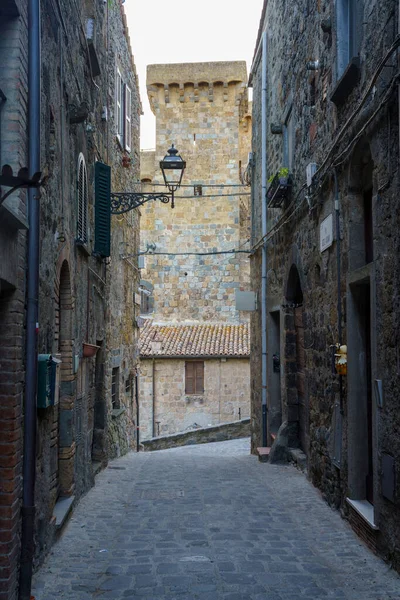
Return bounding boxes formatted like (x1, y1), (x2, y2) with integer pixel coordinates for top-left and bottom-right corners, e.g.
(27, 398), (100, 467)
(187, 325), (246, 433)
(0, 0), (28, 597)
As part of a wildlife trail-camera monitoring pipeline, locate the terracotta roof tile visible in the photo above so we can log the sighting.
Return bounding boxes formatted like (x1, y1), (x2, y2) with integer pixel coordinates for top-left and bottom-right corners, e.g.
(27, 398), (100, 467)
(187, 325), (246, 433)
(140, 321), (250, 358)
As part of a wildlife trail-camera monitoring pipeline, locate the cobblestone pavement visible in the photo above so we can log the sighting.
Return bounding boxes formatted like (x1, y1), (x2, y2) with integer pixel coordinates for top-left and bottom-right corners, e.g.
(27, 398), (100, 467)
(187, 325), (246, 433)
(32, 439), (400, 600)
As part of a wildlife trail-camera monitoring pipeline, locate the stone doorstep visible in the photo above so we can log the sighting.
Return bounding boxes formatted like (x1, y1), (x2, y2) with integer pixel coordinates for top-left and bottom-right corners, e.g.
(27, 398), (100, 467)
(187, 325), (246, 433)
(288, 447), (307, 472)
(257, 447), (271, 463)
(346, 498), (379, 530)
(92, 460), (102, 477)
(52, 496), (75, 531)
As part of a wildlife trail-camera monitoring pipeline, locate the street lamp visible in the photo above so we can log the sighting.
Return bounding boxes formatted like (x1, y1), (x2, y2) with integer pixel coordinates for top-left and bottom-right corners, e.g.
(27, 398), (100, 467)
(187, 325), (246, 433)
(159, 144), (186, 209)
(110, 144), (186, 215)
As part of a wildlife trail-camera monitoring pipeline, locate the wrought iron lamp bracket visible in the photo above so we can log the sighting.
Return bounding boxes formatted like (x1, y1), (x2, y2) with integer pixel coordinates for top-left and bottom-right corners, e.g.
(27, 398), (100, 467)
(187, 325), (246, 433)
(110, 191), (173, 215)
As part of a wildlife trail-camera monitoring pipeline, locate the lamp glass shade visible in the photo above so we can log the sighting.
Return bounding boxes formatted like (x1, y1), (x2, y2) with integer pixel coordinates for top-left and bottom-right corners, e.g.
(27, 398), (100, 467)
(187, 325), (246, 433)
(159, 145), (186, 191)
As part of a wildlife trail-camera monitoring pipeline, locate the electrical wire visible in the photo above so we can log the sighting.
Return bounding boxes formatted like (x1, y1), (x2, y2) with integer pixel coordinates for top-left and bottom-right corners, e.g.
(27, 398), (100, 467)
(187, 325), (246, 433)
(173, 192), (251, 199)
(250, 184), (307, 254)
(250, 35), (400, 252)
(144, 182), (249, 188)
(124, 249), (250, 258)
(313, 35), (400, 183)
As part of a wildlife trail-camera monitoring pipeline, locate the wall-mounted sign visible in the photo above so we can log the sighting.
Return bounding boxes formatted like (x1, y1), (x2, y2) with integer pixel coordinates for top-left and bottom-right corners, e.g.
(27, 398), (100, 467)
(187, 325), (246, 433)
(320, 214), (333, 252)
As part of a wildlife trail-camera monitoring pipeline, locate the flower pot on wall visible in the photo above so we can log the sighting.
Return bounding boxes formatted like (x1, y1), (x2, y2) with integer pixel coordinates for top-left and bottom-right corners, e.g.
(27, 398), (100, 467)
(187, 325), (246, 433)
(82, 343), (100, 358)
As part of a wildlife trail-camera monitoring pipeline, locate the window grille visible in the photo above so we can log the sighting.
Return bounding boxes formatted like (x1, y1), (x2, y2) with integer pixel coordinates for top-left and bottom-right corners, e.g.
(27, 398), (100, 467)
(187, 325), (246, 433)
(77, 153), (88, 244)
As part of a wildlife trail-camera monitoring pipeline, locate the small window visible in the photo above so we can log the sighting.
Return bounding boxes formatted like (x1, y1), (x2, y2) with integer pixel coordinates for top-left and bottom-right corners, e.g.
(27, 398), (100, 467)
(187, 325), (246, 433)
(185, 361), (204, 395)
(124, 84), (132, 152)
(116, 69), (123, 143)
(194, 185), (203, 197)
(125, 374), (132, 395)
(140, 290), (153, 314)
(283, 108), (294, 173)
(336, 0), (361, 79)
(77, 153), (88, 244)
(111, 367), (120, 409)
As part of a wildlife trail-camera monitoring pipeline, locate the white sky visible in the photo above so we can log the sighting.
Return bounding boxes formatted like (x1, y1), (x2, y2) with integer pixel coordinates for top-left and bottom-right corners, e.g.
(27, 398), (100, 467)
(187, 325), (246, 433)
(124, 0), (264, 150)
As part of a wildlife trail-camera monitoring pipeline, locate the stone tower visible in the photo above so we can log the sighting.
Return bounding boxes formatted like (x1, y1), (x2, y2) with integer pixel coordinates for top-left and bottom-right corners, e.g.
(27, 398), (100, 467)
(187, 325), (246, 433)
(140, 61), (251, 323)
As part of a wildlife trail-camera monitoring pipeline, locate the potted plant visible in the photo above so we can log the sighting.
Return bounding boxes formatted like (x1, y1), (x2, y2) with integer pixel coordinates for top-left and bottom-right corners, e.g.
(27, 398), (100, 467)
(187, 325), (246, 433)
(267, 167), (293, 207)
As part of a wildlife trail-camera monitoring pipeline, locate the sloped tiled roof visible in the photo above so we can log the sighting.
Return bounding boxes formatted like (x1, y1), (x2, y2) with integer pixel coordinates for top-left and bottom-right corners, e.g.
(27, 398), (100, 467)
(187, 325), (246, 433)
(140, 320), (250, 358)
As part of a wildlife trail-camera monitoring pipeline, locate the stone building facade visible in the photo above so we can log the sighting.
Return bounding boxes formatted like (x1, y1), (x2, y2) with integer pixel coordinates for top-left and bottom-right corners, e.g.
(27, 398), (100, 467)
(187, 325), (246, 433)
(250, 0), (400, 570)
(0, 0), (141, 597)
(138, 61), (252, 438)
(139, 322), (250, 439)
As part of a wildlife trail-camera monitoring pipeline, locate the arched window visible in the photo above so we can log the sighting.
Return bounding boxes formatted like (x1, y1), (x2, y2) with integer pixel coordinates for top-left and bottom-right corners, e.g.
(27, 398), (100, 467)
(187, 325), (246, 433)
(77, 153), (88, 244)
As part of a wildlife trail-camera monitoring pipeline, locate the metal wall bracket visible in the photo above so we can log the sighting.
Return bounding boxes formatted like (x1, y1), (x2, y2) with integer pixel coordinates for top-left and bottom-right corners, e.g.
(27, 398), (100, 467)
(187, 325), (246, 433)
(110, 192), (172, 215)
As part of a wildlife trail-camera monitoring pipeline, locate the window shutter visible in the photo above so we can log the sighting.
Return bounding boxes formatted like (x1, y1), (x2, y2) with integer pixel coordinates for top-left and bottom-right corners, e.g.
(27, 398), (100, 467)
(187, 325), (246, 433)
(124, 84), (132, 152)
(185, 362), (195, 394)
(94, 161), (111, 258)
(195, 362), (204, 394)
(77, 154), (88, 244)
(116, 69), (122, 142)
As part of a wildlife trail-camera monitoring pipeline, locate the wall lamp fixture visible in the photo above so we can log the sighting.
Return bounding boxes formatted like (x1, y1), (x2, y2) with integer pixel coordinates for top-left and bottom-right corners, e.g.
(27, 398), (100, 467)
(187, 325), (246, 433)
(111, 144), (186, 214)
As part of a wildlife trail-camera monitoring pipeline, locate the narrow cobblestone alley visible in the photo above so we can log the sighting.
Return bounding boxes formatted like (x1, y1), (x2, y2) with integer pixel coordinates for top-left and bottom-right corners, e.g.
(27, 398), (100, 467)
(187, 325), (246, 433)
(32, 439), (400, 600)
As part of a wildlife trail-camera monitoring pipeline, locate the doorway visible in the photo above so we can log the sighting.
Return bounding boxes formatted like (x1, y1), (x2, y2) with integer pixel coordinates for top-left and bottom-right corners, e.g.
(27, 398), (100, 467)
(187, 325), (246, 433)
(268, 310), (282, 438)
(348, 279), (374, 504)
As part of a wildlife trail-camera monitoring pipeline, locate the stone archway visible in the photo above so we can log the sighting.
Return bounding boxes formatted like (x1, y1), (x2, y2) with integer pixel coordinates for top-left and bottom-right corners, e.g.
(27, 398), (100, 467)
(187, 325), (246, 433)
(347, 138), (376, 508)
(55, 259), (76, 498)
(284, 263), (308, 455)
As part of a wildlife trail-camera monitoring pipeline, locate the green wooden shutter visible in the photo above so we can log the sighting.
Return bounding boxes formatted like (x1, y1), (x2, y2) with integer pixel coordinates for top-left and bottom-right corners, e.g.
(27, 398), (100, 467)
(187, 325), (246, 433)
(94, 162), (111, 258)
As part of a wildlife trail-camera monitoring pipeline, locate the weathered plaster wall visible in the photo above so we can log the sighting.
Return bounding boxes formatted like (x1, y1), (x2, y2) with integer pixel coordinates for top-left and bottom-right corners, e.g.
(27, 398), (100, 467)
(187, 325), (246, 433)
(139, 358), (250, 440)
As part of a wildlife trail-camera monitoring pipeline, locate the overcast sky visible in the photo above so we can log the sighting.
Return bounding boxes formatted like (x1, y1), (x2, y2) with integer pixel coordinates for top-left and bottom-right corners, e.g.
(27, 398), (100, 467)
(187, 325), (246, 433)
(125, 0), (264, 150)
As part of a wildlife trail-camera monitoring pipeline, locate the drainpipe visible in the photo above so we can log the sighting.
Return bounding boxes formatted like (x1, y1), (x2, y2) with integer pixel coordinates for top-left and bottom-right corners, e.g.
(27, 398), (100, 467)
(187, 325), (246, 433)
(135, 373), (140, 452)
(152, 358), (156, 437)
(333, 168), (344, 415)
(19, 0), (41, 597)
(261, 30), (268, 447)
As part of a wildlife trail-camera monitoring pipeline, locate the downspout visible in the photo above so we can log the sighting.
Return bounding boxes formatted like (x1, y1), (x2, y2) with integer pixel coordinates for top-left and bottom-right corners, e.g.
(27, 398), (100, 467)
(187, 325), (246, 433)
(333, 168), (344, 414)
(152, 358), (156, 437)
(19, 0), (41, 597)
(261, 31), (268, 447)
(135, 373), (140, 452)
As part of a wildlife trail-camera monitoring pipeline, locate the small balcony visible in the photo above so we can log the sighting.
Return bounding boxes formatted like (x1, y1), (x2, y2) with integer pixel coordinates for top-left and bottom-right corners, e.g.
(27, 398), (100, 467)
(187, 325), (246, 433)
(267, 170), (293, 208)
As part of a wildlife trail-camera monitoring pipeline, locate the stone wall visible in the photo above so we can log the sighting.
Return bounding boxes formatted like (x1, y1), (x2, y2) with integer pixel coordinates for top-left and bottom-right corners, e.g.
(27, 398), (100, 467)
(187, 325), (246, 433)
(25, 0), (140, 575)
(140, 61), (251, 323)
(139, 358), (250, 441)
(250, 0), (400, 569)
(142, 418), (250, 452)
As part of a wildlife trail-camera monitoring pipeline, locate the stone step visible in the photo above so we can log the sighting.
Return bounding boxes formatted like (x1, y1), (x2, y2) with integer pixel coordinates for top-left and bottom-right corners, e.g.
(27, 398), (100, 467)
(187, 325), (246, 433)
(256, 447), (271, 463)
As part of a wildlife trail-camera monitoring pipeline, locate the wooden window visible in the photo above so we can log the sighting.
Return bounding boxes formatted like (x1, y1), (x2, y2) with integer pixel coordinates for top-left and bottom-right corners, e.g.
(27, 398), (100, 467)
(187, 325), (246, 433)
(185, 361), (204, 395)
(111, 367), (120, 409)
(124, 84), (132, 152)
(116, 69), (123, 143)
(77, 153), (88, 244)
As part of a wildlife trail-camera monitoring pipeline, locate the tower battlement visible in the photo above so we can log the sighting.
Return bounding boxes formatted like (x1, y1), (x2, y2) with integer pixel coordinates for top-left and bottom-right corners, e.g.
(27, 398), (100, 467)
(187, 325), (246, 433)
(147, 61), (248, 112)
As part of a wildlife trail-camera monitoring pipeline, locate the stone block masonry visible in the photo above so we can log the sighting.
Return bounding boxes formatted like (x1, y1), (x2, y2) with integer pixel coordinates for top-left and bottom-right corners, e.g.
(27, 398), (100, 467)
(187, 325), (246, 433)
(140, 61), (251, 323)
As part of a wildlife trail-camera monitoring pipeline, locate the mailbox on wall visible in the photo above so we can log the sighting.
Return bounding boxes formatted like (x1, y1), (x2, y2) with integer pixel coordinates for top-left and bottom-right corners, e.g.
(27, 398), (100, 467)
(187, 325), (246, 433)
(37, 354), (62, 409)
